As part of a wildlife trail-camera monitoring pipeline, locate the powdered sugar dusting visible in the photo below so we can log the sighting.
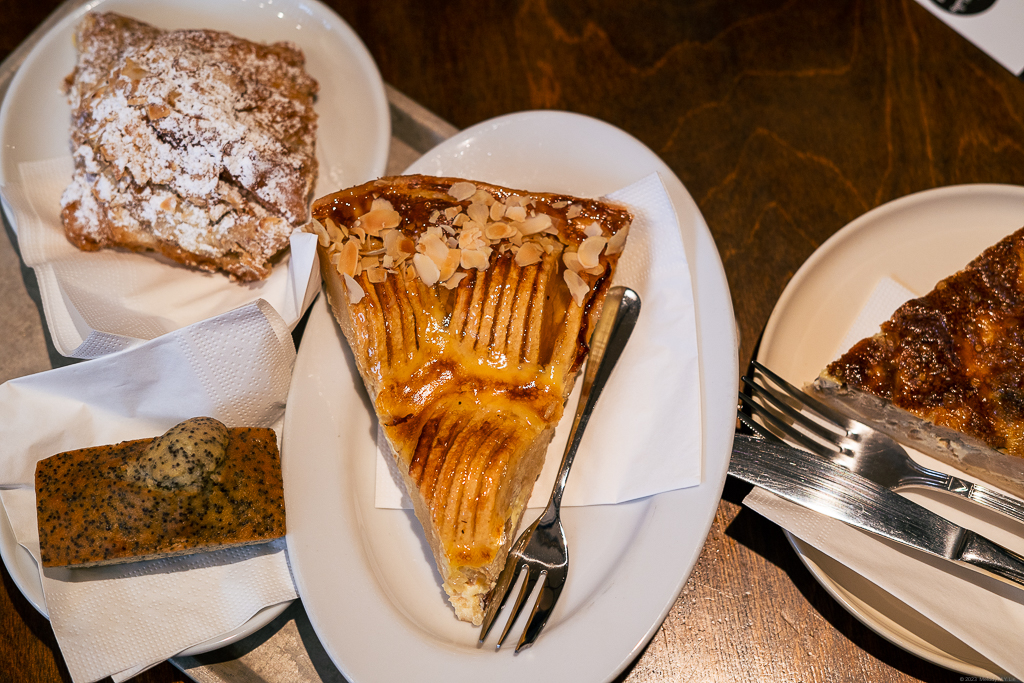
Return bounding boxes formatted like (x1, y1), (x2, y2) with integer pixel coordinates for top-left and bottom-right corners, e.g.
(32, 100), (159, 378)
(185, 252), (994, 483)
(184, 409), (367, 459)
(60, 12), (319, 281)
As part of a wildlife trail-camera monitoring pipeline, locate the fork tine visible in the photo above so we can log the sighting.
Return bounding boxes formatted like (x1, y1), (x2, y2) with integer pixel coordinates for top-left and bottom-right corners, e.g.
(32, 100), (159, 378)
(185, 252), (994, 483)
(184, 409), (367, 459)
(738, 392), (838, 459)
(479, 554), (523, 642)
(495, 565), (543, 650)
(736, 408), (779, 441)
(516, 573), (564, 652)
(741, 376), (846, 448)
(751, 361), (855, 430)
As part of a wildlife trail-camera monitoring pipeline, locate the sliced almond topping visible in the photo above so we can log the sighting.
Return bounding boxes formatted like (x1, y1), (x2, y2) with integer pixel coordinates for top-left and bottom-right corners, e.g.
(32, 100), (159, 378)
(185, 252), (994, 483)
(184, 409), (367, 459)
(419, 232), (450, 268)
(563, 250), (584, 273)
(484, 221), (517, 240)
(444, 206), (462, 220)
(453, 213), (470, 227)
(564, 269), (589, 307)
(337, 238), (361, 277)
(442, 272), (468, 289)
(147, 103), (171, 120)
(461, 247), (491, 270)
(413, 253), (442, 286)
(356, 207), (401, 236)
(323, 218), (348, 244)
(583, 221), (603, 237)
(504, 205), (527, 222)
(552, 200), (568, 209)
(361, 255), (381, 271)
(471, 189), (495, 205)
(585, 262), (606, 276)
(367, 267), (388, 284)
(448, 181), (477, 201)
(567, 204), (582, 219)
(122, 57), (152, 81)
(342, 273), (365, 304)
(577, 235), (608, 269)
(382, 229), (402, 254)
(515, 241), (545, 267)
(459, 224), (487, 251)
(518, 213), (553, 236)
(439, 248), (461, 281)
(429, 210), (440, 224)
(490, 202), (506, 221)
(606, 226), (629, 255)
(324, 217), (347, 241)
(467, 202), (490, 224)
(307, 218), (330, 247)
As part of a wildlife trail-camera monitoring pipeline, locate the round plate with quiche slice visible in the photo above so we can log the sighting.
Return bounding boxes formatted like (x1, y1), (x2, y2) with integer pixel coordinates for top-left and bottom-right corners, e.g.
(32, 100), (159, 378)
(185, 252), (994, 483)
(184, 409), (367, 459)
(757, 183), (1024, 679)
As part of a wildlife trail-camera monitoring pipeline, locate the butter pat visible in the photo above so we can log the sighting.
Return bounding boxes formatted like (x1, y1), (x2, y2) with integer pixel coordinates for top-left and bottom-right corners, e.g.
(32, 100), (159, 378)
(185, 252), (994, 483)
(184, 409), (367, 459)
(125, 417), (229, 490)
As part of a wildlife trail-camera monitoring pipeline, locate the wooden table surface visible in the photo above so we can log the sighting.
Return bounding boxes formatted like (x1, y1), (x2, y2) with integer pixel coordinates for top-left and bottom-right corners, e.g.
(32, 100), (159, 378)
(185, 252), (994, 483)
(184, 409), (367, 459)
(3, 1), (1023, 681)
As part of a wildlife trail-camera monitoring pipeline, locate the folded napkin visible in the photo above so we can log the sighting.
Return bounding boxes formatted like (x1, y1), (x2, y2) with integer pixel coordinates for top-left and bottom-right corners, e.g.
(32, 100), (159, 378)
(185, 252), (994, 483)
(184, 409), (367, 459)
(0, 156), (321, 359)
(376, 173), (703, 508)
(746, 276), (1024, 680)
(0, 299), (298, 683)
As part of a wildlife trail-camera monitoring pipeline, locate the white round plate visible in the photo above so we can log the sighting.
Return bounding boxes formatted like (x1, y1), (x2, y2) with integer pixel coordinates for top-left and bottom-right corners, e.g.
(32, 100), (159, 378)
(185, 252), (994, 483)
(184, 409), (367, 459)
(0, 0), (389, 193)
(283, 110), (738, 682)
(0, 0), (390, 655)
(756, 184), (1024, 678)
(0, 0), (389, 353)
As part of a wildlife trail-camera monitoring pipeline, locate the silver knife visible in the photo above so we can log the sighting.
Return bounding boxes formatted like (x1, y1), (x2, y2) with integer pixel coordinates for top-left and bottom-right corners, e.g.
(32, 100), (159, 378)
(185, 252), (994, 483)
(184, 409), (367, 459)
(730, 433), (1024, 589)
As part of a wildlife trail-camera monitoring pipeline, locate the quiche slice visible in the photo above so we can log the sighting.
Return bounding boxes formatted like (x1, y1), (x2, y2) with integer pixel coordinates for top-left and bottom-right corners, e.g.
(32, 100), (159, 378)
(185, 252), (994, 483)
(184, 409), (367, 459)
(811, 226), (1024, 500)
(308, 175), (631, 624)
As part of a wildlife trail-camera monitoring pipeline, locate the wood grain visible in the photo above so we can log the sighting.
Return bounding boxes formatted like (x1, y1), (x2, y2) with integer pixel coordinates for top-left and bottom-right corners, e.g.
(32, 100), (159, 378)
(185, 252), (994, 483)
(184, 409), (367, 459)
(2, 0), (1023, 680)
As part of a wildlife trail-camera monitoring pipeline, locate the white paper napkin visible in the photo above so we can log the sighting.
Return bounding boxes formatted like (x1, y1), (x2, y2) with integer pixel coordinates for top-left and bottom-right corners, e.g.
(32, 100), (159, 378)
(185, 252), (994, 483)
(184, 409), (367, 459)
(375, 173), (703, 508)
(0, 298), (299, 683)
(747, 276), (1024, 679)
(745, 488), (1024, 679)
(0, 156), (322, 359)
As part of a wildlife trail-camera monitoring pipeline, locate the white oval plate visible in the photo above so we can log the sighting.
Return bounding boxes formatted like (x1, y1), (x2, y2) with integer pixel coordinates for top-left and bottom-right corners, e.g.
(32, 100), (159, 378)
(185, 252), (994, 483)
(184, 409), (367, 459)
(756, 184), (1024, 678)
(0, 0), (389, 353)
(0, 0), (390, 655)
(282, 110), (738, 682)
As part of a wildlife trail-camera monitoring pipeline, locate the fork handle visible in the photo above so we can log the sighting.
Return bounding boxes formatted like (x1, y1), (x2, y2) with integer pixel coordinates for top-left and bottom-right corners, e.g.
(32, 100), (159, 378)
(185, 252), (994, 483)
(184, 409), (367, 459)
(966, 483), (1024, 526)
(907, 474), (1024, 527)
(547, 287), (641, 510)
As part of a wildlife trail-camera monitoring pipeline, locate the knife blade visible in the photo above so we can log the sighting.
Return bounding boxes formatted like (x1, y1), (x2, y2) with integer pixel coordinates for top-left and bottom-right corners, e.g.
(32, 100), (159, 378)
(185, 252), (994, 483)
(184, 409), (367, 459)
(730, 433), (1024, 589)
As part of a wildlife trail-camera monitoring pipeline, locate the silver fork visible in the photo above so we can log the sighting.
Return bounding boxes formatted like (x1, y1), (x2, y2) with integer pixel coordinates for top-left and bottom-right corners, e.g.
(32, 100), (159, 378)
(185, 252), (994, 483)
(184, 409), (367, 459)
(738, 360), (1024, 526)
(478, 286), (641, 652)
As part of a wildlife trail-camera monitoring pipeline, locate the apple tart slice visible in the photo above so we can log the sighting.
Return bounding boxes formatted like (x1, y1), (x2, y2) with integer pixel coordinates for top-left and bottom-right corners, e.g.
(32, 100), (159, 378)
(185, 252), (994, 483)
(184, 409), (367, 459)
(308, 175), (631, 624)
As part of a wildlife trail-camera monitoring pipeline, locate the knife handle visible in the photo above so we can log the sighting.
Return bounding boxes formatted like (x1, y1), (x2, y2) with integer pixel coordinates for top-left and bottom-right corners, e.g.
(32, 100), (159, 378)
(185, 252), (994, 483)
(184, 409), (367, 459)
(959, 531), (1024, 587)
